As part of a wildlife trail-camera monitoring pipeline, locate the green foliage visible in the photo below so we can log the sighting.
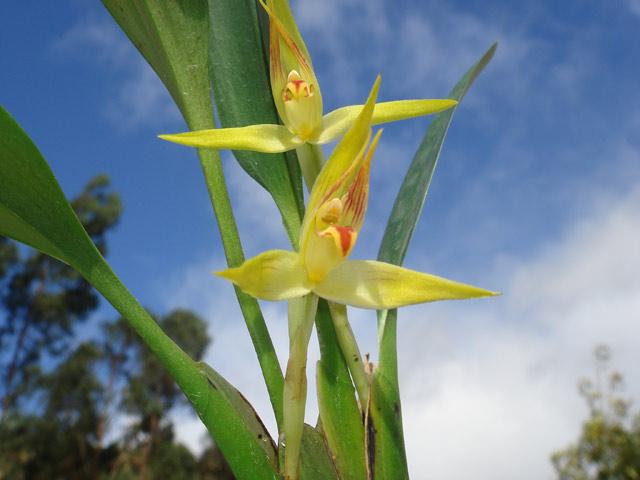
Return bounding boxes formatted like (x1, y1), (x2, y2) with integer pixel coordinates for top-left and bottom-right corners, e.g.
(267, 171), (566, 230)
(1, 174), (121, 415)
(314, 300), (366, 480)
(208, 0), (304, 242)
(0, 106), (279, 479)
(370, 43), (497, 480)
(552, 345), (640, 479)
(101, 1), (286, 431)
(0, 178), (233, 479)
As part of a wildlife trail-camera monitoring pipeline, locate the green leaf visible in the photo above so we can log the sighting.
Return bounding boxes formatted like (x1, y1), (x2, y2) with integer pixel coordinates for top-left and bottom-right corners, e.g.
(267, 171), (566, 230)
(0, 106), (279, 480)
(101, 0), (211, 130)
(102, 0), (286, 429)
(300, 424), (340, 480)
(378, 42), (498, 267)
(208, 0), (304, 246)
(366, 311), (407, 480)
(315, 300), (367, 480)
(371, 43), (498, 479)
(199, 363), (279, 474)
(0, 109), (88, 265)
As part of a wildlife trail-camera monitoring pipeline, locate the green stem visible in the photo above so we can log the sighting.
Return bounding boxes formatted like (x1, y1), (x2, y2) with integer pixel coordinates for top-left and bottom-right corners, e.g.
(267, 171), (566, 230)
(295, 143), (325, 191)
(328, 302), (370, 407)
(283, 294), (319, 480)
(89, 265), (219, 434)
(300, 142), (370, 407)
(196, 147), (285, 429)
(89, 263), (280, 479)
(181, 84), (285, 428)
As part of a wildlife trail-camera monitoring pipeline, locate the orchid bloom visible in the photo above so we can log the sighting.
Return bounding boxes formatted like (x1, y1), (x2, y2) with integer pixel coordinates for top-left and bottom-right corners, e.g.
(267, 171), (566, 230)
(216, 77), (496, 308)
(158, 0), (458, 154)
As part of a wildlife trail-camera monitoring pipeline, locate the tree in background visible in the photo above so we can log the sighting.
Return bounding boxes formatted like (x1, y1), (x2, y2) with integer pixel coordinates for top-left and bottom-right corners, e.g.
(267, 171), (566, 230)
(0, 176), (233, 479)
(0, 175), (121, 415)
(552, 345), (640, 479)
(105, 310), (218, 479)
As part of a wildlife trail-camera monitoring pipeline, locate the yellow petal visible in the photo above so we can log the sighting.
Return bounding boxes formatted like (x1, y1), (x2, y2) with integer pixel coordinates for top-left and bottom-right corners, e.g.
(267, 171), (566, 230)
(316, 99), (458, 145)
(302, 76), (380, 242)
(340, 129), (382, 231)
(216, 250), (310, 301)
(158, 124), (302, 153)
(313, 260), (498, 309)
(303, 225), (358, 283)
(266, 0), (312, 61)
(260, 0), (323, 137)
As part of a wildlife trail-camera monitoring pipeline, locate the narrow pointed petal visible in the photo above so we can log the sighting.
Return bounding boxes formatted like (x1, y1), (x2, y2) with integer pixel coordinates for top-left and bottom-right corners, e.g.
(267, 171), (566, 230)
(317, 99), (458, 145)
(216, 250), (310, 301)
(314, 260), (498, 309)
(267, 0), (312, 61)
(303, 76), (380, 236)
(159, 124), (302, 153)
(341, 129), (382, 230)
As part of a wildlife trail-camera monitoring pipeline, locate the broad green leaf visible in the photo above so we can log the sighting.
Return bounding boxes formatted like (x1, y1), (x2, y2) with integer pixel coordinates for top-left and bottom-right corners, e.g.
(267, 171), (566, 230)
(208, 0), (304, 246)
(102, 0), (286, 429)
(199, 363), (279, 472)
(315, 300), (367, 480)
(101, 0), (211, 130)
(300, 424), (340, 480)
(0, 108), (89, 265)
(371, 43), (498, 479)
(0, 107), (279, 480)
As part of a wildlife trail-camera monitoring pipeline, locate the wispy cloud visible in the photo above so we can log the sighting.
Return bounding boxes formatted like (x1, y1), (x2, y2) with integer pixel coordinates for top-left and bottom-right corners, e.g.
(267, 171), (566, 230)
(52, 14), (179, 131)
(400, 184), (640, 478)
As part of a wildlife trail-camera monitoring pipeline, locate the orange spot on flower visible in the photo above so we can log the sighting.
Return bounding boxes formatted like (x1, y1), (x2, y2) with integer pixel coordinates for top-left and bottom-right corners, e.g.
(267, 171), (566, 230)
(333, 225), (356, 256)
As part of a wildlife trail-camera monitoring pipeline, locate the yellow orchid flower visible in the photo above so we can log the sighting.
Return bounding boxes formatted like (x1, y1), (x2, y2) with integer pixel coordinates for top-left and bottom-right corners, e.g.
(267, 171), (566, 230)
(215, 76), (497, 309)
(158, 0), (458, 154)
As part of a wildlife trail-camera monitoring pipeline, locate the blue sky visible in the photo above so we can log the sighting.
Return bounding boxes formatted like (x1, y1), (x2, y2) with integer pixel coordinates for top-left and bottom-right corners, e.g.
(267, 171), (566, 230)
(2, 0), (640, 478)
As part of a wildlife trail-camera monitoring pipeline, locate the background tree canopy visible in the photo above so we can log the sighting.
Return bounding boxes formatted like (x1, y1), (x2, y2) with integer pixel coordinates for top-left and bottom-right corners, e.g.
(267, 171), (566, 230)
(552, 345), (640, 479)
(0, 176), (233, 479)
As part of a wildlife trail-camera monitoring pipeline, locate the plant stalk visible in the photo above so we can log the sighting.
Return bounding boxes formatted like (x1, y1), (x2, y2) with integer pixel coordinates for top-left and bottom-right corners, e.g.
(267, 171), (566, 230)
(328, 302), (370, 407)
(196, 147), (285, 429)
(295, 143), (325, 191)
(283, 294), (319, 480)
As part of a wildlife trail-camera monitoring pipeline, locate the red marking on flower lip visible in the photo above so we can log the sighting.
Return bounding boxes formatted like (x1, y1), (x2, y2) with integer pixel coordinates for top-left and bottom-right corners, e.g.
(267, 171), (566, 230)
(333, 225), (355, 256)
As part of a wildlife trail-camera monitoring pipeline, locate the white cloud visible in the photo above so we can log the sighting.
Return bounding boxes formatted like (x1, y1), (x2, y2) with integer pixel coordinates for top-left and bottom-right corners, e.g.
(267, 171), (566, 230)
(165, 181), (640, 477)
(627, 0), (640, 17)
(400, 185), (640, 479)
(52, 15), (179, 130)
(293, 0), (536, 104)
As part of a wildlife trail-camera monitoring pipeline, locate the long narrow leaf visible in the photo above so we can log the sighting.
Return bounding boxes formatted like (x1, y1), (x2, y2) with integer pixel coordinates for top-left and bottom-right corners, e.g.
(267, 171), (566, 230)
(370, 44), (498, 479)
(0, 106), (280, 480)
(101, 0), (211, 129)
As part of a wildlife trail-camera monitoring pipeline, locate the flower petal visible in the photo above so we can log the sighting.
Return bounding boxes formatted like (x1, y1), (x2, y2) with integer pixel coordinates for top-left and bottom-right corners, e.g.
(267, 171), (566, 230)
(216, 250), (310, 301)
(302, 76), (380, 238)
(316, 99), (458, 145)
(266, 0), (312, 61)
(314, 260), (498, 309)
(159, 124), (302, 153)
(260, 0), (323, 137)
